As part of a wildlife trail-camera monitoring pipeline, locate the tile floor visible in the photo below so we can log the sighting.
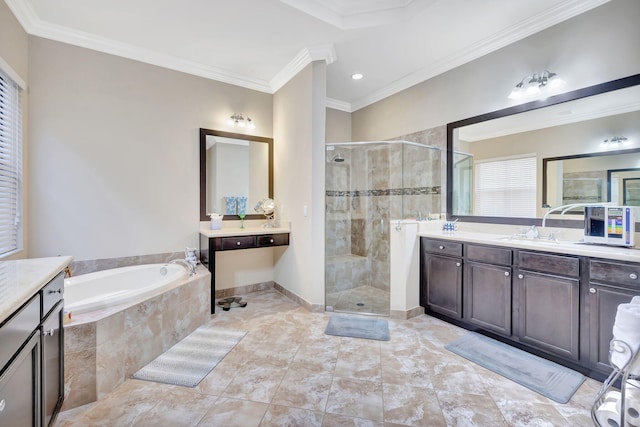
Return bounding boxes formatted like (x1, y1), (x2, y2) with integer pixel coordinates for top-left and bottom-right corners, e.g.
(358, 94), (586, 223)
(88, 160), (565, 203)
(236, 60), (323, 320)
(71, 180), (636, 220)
(54, 289), (600, 426)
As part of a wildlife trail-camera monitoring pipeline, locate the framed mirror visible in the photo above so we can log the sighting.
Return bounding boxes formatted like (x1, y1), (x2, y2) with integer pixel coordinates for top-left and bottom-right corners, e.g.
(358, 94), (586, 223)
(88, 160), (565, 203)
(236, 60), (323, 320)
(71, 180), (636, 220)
(199, 128), (273, 221)
(447, 73), (640, 227)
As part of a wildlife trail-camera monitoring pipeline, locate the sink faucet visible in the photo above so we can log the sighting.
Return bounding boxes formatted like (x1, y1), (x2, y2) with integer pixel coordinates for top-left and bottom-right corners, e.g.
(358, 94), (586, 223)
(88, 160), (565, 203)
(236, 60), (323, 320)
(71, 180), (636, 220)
(169, 258), (197, 276)
(525, 225), (539, 239)
(541, 202), (612, 228)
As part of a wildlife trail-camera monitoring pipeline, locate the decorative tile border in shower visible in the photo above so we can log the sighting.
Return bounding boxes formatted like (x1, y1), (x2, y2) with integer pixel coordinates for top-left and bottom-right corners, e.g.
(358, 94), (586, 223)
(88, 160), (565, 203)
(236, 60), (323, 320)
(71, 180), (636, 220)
(326, 186), (441, 197)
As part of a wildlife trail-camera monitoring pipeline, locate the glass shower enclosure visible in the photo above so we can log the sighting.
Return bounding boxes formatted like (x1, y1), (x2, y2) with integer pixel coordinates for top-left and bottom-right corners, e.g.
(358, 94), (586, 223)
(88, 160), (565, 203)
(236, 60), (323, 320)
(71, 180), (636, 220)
(325, 141), (442, 316)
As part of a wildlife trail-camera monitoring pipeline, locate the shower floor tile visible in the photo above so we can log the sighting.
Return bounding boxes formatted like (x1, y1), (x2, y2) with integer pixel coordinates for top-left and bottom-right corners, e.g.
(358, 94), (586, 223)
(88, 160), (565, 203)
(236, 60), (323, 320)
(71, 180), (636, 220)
(327, 285), (389, 316)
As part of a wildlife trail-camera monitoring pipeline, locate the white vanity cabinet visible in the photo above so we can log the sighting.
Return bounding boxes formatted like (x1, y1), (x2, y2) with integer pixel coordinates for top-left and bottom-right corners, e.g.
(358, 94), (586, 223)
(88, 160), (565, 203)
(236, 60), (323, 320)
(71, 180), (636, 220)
(0, 265), (67, 427)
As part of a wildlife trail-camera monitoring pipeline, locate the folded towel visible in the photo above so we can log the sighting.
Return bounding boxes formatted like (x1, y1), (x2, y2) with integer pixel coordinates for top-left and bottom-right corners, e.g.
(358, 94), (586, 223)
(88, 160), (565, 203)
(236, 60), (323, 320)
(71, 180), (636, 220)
(611, 303), (640, 374)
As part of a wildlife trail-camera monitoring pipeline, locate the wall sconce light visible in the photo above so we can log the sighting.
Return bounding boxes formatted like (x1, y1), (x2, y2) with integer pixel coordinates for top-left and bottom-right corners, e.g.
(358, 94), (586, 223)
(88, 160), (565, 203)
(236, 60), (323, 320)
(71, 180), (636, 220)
(600, 136), (630, 148)
(228, 113), (256, 130)
(508, 70), (564, 100)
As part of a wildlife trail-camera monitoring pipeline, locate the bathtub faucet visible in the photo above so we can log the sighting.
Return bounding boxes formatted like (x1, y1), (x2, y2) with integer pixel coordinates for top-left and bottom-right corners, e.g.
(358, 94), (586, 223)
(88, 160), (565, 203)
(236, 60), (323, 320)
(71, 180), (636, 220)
(169, 258), (197, 276)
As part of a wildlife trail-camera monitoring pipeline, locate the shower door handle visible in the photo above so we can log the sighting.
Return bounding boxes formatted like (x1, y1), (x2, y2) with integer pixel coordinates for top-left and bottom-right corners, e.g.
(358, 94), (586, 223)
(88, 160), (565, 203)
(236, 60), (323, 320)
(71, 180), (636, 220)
(380, 219), (385, 235)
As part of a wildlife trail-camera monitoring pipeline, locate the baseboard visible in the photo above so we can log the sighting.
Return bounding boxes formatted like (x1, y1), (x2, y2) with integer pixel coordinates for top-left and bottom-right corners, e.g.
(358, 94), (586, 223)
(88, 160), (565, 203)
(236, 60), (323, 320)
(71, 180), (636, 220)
(390, 305), (425, 320)
(214, 281), (275, 299)
(273, 283), (325, 313)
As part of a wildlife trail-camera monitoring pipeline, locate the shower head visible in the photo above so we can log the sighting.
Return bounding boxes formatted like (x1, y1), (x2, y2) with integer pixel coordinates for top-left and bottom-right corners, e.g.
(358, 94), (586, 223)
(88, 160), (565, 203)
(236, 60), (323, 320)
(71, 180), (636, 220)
(332, 153), (345, 163)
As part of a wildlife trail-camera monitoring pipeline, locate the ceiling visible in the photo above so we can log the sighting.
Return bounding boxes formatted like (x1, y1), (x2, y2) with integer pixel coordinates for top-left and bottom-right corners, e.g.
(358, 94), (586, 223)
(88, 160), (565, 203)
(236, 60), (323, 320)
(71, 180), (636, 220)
(5, 0), (609, 112)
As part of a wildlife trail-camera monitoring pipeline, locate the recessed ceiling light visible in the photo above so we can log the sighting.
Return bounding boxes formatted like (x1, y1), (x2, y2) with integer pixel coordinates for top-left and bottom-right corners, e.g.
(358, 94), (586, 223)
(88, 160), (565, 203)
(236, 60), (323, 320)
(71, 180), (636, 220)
(351, 73), (363, 80)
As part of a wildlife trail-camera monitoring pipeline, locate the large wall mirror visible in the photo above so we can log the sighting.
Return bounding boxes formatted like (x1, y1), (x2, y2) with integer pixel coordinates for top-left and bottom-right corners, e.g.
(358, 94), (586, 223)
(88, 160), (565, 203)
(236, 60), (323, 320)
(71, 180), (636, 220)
(447, 74), (640, 227)
(199, 128), (273, 221)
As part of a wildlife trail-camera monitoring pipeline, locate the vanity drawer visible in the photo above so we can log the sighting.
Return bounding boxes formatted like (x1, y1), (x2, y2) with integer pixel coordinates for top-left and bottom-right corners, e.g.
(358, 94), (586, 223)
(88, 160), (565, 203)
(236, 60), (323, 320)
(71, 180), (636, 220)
(42, 272), (64, 318)
(257, 233), (289, 247)
(220, 236), (256, 250)
(423, 239), (462, 257)
(517, 251), (580, 277)
(0, 294), (40, 374)
(590, 259), (640, 288)
(465, 244), (512, 266)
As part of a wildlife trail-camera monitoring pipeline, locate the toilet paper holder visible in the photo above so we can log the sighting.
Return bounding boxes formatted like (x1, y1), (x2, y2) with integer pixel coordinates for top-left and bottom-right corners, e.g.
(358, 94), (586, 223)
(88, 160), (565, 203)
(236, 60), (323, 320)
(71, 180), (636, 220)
(591, 339), (640, 426)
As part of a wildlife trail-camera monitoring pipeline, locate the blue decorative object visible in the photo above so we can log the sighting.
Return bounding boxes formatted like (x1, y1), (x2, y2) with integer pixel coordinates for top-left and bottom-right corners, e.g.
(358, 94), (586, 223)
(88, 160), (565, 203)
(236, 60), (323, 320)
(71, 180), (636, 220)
(224, 196), (237, 215)
(237, 196), (248, 215)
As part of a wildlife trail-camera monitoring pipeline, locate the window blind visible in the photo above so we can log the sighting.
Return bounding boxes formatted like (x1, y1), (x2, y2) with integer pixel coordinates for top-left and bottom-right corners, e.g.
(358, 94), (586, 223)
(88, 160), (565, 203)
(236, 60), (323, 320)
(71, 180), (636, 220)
(0, 67), (23, 256)
(474, 155), (536, 218)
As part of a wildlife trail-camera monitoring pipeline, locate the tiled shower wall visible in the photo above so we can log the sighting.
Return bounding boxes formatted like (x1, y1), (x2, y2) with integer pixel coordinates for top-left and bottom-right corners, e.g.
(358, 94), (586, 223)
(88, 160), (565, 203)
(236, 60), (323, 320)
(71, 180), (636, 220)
(325, 126), (445, 300)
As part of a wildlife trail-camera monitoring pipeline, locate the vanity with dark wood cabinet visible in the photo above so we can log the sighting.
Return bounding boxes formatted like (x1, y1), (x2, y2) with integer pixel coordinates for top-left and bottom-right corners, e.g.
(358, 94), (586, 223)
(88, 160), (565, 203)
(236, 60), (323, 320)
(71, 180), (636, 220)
(420, 236), (639, 379)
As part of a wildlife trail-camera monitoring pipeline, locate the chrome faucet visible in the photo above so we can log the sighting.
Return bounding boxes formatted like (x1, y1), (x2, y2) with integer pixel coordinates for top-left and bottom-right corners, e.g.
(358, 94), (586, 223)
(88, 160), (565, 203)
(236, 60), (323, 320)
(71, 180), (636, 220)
(169, 258), (196, 276)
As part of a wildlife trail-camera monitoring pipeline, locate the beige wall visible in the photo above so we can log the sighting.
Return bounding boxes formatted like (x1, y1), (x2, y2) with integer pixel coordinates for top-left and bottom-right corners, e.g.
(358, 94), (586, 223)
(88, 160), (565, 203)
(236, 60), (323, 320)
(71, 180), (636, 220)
(273, 62), (327, 306)
(28, 37), (273, 261)
(0, 1), (29, 260)
(326, 107), (351, 143)
(352, 0), (640, 141)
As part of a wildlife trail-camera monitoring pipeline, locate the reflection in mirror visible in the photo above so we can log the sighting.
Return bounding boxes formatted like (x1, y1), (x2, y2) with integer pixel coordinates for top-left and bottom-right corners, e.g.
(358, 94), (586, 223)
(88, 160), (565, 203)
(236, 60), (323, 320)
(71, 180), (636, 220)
(624, 177), (640, 206)
(447, 74), (640, 226)
(199, 129), (273, 221)
(543, 149), (640, 210)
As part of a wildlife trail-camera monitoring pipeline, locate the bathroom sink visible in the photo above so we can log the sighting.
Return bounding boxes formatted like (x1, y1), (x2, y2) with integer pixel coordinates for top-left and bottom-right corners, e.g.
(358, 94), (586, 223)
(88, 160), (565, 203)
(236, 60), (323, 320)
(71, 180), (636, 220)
(496, 235), (579, 247)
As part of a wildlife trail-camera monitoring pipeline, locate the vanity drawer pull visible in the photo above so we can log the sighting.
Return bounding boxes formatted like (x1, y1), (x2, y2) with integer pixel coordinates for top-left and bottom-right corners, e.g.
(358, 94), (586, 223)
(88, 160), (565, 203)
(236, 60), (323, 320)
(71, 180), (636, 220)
(0, 399), (5, 412)
(42, 329), (55, 337)
(590, 288), (597, 294)
(504, 271), (510, 277)
(270, 239), (274, 243)
(236, 241), (241, 246)
(631, 273), (638, 280)
(439, 245), (445, 250)
(48, 288), (62, 294)
(455, 262), (461, 267)
(518, 274), (524, 279)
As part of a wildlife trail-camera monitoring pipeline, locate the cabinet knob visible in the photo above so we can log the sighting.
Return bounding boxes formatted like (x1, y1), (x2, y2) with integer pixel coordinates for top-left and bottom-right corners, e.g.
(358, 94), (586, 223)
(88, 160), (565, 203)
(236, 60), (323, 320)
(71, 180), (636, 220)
(504, 271), (510, 277)
(43, 329), (55, 337)
(48, 288), (62, 294)
(590, 288), (597, 294)
(630, 273), (638, 280)
(236, 241), (241, 246)
(270, 239), (274, 243)
(439, 245), (445, 250)
(456, 262), (461, 267)
(0, 399), (5, 412)
(518, 274), (524, 279)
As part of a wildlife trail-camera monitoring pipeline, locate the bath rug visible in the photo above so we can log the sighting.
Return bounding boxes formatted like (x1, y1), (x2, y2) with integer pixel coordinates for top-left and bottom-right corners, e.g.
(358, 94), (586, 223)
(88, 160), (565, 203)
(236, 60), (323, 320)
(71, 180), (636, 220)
(132, 324), (246, 387)
(445, 332), (585, 403)
(324, 316), (390, 341)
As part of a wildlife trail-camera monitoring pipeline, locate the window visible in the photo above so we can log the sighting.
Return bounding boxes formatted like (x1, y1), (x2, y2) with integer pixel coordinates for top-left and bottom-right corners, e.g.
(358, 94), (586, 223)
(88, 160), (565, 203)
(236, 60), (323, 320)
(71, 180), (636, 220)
(473, 154), (536, 218)
(0, 66), (23, 257)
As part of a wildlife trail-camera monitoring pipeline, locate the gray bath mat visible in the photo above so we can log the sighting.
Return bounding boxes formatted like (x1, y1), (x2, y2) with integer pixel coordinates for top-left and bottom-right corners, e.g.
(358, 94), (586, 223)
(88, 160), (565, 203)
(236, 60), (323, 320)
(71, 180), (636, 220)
(445, 332), (585, 403)
(325, 316), (390, 341)
(132, 324), (246, 387)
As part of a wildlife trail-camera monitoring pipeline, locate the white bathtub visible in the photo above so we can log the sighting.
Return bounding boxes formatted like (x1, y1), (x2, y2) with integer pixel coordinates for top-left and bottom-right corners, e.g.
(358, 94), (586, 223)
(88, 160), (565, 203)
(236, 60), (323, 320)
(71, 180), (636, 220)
(64, 263), (187, 314)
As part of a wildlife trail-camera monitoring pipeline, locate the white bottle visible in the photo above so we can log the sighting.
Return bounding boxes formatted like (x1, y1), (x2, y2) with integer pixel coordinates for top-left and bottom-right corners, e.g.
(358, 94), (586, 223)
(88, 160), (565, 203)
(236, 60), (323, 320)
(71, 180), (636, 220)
(209, 213), (222, 230)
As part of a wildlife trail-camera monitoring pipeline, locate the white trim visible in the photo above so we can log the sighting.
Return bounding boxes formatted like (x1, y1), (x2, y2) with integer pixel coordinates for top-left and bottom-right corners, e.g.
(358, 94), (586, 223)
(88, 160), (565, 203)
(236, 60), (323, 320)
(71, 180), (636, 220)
(475, 152), (538, 164)
(326, 97), (352, 112)
(4, 0), (609, 106)
(270, 45), (337, 93)
(0, 55), (26, 90)
(349, 0), (610, 111)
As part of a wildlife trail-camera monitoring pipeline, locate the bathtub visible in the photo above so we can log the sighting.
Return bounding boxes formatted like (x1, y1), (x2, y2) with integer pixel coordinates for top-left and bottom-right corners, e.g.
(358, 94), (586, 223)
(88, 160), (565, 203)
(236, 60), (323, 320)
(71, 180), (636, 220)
(64, 263), (187, 315)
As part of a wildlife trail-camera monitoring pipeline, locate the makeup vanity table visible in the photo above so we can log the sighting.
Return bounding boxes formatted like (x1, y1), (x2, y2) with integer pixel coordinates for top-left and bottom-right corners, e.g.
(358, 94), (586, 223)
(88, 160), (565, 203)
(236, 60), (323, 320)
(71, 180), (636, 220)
(199, 225), (290, 313)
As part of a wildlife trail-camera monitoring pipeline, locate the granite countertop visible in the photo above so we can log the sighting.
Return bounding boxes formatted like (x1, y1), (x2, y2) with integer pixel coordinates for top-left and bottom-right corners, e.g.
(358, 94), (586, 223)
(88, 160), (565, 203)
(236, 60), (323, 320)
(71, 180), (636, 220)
(200, 225), (291, 238)
(0, 256), (73, 324)
(419, 229), (640, 262)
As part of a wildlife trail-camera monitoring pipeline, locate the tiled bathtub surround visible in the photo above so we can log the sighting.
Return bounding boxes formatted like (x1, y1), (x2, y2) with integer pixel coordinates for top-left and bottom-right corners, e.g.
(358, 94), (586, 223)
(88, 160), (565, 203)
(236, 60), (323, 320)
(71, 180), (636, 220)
(69, 251), (185, 276)
(325, 139), (442, 315)
(62, 266), (211, 410)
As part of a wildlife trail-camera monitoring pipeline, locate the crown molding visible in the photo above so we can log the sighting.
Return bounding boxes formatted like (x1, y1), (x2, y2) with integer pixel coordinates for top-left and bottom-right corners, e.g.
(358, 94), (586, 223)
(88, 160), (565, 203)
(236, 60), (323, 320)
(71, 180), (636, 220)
(349, 0), (610, 111)
(270, 44), (337, 93)
(326, 98), (352, 112)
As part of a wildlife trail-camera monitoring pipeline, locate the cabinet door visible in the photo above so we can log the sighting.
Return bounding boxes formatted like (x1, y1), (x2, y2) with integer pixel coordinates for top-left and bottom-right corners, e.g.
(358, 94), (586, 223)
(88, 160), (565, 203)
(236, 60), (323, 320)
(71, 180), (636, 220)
(465, 262), (512, 336)
(587, 283), (637, 372)
(42, 304), (63, 427)
(423, 254), (462, 319)
(517, 270), (580, 360)
(0, 333), (40, 427)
